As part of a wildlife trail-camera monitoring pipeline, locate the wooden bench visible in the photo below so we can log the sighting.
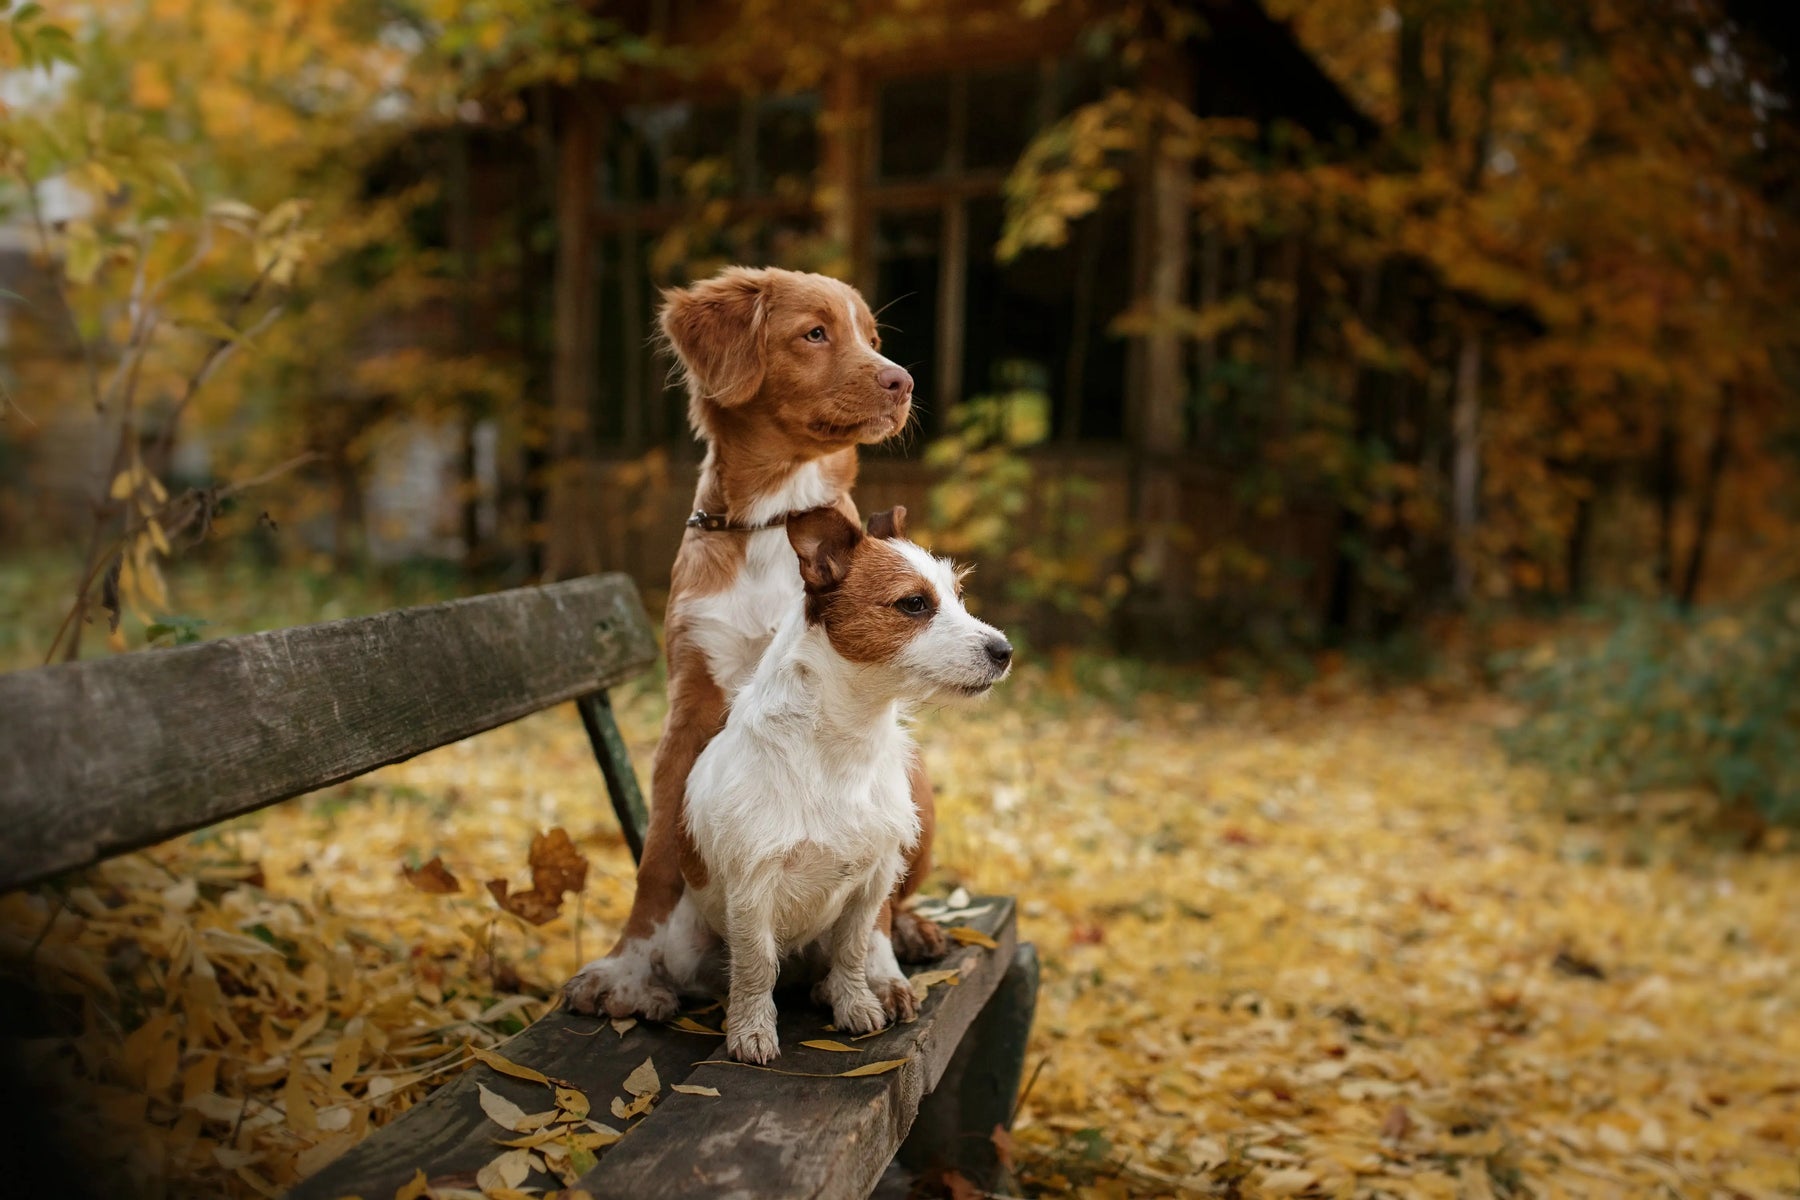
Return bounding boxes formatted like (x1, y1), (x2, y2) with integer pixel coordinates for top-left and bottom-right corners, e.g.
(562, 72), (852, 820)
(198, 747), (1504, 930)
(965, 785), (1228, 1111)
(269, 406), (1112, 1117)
(0, 575), (1039, 1199)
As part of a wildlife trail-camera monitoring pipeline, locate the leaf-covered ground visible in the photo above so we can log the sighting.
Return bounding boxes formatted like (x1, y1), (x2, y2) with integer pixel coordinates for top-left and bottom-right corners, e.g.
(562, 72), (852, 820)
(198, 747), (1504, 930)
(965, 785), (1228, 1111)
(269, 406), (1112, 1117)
(5, 663), (1797, 1198)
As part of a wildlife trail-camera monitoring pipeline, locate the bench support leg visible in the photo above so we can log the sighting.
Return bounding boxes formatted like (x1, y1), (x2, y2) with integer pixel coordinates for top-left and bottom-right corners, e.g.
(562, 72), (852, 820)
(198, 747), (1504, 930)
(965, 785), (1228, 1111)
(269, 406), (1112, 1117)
(577, 690), (649, 864)
(894, 942), (1040, 1192)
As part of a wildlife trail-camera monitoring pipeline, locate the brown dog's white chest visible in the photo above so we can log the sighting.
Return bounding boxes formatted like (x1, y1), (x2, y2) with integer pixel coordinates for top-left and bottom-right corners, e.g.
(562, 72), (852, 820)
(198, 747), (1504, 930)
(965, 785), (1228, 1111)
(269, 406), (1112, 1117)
(674, 461), (841, 694)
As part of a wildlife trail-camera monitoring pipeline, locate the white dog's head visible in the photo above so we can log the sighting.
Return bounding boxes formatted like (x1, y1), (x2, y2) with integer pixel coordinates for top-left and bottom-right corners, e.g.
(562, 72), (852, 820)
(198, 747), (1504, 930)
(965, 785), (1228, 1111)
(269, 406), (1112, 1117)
(785, 505), (1012, 702)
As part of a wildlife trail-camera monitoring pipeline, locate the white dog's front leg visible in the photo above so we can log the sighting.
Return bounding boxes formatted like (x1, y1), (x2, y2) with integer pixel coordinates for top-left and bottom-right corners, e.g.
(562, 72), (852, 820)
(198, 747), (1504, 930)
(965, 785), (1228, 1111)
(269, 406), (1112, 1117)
(819, 875), (893, 1036)
(724, 874), (782, 1064)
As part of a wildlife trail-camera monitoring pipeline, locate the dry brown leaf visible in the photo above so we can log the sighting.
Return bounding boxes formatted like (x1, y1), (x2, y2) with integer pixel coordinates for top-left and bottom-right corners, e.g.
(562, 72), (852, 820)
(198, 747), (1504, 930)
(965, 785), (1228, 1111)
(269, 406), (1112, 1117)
(1259, 1167), (1318, 1196)
(944, 1170), (983, 1200)
(485, 827), (589, 925)
(622, 1056), (660, 1098)
(800, 1040), (859, 1052)
(670, 1016), (723, 1036)
(394, 1168), (429, 1200)
(609, 1093), (653, 1121)
(672, 1084), (720, 1097)
(475, 1147), (535, 1193)
(401, 856), (461, 894)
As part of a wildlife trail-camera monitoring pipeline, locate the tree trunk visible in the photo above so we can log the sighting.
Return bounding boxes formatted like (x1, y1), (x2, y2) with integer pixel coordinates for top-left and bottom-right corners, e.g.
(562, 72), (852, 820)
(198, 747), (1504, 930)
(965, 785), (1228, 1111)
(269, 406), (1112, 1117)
(1397, 3), (1429, 147)
(1567, 484), (1595, 602)
(1679, 383), (1736, 610)
(545, 89), (603, 581)
(1193, 222), (1220, 444)
(1061, 213), (1102, 445)
(447, 125), (476, 562)
(1269, 236), (1301, 437)
(1451, 329), (1482, 603)
(1653, 391), (1678, 598)
(1119, 54), (1193, 651)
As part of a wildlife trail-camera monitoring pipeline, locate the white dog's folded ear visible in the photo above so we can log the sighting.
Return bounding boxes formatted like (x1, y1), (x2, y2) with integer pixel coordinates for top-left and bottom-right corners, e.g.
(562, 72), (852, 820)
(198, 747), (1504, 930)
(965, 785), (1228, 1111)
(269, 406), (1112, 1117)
(658, 268), (768, 409)
(865, 506), (907, 540)
(787, 506), (863, 590)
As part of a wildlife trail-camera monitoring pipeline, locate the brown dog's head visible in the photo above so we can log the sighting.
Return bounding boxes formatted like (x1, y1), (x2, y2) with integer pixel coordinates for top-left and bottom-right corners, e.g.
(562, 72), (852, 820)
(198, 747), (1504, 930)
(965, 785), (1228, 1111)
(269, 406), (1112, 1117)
(658, 266), (914, 451)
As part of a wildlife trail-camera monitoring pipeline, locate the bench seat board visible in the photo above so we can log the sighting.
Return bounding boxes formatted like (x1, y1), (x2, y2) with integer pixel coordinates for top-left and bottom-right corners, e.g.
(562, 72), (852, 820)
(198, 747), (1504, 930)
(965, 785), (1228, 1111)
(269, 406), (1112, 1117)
(288, 898), (1019, 1200)
(0, 574), (657, 891)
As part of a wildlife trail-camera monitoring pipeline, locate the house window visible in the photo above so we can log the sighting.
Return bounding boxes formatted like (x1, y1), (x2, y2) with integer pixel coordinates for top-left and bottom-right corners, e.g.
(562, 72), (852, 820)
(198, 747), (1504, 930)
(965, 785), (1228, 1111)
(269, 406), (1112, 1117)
(587, 48), (1132, 455)
(866, 56), (1127, 443)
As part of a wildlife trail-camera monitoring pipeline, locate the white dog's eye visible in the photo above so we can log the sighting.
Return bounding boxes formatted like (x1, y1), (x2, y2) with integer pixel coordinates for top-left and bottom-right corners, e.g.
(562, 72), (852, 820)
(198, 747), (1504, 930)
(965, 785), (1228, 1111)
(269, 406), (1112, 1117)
(895, 594), (931, 616)
(805, 326), (827, 343)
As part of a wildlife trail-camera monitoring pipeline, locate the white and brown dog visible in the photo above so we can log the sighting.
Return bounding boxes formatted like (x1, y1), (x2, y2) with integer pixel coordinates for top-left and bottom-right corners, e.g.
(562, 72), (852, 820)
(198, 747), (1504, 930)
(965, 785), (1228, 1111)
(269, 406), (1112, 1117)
(646, 505), (1012, 1063)
(566, 267), (947, 1021)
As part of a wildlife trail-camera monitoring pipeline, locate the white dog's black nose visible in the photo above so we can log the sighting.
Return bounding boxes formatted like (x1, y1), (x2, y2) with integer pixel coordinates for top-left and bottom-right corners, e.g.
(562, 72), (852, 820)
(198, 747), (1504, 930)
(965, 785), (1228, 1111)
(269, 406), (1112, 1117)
(984, 637), (1013, 668)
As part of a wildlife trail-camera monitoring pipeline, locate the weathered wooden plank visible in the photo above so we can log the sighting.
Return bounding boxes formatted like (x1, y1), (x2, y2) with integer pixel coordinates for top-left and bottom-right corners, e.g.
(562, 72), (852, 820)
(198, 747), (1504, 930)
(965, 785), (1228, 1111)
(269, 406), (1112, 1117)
(577, 899), (1019, 1200)
(0, 575), (657, 891)
(288, 1011), (709, 1200)
(288, 898), (1018, 1200)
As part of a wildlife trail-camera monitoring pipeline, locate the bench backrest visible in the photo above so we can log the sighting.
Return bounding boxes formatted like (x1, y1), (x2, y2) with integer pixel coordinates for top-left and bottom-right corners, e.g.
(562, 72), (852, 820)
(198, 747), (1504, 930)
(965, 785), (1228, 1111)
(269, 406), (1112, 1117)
(0, 574), (657, 892)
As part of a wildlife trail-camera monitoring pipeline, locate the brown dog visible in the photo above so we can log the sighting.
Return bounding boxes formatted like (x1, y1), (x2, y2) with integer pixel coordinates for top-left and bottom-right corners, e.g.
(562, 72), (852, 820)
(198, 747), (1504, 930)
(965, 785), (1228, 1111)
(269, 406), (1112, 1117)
(565, 266), (946, 1020)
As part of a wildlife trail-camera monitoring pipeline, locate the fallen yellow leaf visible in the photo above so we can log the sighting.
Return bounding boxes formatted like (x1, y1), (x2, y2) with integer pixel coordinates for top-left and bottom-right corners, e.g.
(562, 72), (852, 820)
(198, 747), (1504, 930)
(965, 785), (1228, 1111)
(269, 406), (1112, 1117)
(469, 1045), (552, 1087)
(946, 927), (998, 949)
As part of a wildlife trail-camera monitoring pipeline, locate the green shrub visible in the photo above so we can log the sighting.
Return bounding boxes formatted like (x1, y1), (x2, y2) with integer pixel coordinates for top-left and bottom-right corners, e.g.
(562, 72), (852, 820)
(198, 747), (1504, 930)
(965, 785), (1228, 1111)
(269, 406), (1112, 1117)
(923, 384), (1130, 634)
(1498, 588), (1800, 824)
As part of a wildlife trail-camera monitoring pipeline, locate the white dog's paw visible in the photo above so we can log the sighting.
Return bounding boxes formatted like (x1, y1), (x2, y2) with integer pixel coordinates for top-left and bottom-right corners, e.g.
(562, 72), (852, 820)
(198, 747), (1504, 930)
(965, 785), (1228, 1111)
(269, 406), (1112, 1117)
(564, 951), (679, 1021)
(823, 975), (889, 1036)
(725, 998), (781, 1064)
(865, 927), (917, 1022)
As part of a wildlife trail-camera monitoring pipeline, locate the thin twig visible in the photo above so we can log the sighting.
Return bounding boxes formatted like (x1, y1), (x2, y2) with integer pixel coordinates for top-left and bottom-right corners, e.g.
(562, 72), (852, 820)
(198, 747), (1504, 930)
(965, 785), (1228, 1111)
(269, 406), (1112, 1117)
(0, 379), (38, 428)
(22, 893), (69, 968)
(43, 452), (317, 663)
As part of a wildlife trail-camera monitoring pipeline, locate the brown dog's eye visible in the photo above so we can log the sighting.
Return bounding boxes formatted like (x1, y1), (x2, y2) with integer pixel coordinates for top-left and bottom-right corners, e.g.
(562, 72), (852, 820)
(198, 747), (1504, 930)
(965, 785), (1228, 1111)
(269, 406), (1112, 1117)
(895, 594), (931, 616)
(805, 326), (827, 343)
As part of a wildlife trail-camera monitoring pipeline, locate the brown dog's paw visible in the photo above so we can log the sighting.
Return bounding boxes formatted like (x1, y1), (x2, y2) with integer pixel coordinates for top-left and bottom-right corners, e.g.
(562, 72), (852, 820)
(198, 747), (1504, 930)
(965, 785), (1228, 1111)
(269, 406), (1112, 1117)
(890, 908), (947, 963)
(875, 974), (919, 1023)
(564, 947), (678, 1020)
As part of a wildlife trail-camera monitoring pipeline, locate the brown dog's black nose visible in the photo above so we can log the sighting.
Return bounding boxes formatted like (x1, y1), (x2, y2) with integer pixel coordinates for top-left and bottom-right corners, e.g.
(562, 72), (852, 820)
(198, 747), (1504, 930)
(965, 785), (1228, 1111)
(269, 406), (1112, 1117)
(877, 365), (913, 398)
(984, 637), (1013, 668)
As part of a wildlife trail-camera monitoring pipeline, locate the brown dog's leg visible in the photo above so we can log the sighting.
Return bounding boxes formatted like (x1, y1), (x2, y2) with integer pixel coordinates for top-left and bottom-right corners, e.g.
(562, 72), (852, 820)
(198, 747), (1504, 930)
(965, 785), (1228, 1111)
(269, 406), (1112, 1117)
(565, 654), (725, 1018)
(888, 750), (947, 962)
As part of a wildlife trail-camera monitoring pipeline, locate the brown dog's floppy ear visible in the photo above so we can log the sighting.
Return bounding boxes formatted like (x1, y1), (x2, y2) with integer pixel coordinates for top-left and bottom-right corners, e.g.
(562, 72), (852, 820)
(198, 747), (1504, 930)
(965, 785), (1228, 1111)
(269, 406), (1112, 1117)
(787, 506), (863, 590)
(865, 506), (907, 541)
(658, 267), (768, 410)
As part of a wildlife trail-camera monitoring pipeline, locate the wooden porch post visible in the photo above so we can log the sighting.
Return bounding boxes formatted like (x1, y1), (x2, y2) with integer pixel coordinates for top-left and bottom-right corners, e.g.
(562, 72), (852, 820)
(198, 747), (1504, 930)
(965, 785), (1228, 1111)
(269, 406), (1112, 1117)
(822, 65), (872, 289)
(1123, 58), (1194, 647)
(546, 86), (603, 580)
